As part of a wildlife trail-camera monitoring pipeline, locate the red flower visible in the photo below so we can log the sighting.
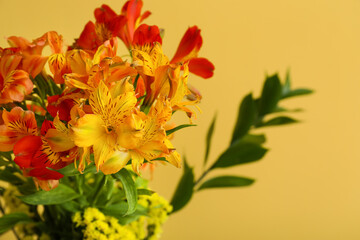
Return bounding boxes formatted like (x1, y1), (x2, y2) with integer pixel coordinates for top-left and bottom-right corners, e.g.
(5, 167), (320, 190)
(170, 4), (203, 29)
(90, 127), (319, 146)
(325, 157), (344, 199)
(171, 26), (214, 79)
(47, 94), (75, 122)
(133, 24), (162, 46)
(13, 135), (64, 190)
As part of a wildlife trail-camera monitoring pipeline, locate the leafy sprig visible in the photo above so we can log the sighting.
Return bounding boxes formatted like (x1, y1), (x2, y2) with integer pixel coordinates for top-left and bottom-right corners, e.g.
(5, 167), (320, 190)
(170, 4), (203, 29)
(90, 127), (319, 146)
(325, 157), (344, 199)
(170, 72), (313, 213)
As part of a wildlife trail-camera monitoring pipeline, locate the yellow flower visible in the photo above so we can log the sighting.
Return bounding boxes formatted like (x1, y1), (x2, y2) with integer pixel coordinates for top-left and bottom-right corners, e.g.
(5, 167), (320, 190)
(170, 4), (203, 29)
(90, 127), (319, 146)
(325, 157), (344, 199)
(128, 192), (172, 240)
(72, 80), (137, 174)
(116, 109), (169, 174)
(72, 208), (136, 240)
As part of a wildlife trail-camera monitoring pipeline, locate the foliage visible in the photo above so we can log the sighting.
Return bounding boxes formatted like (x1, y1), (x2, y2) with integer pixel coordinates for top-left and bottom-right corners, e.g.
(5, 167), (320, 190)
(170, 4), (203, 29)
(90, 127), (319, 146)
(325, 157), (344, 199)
(170, 73), (312, 213)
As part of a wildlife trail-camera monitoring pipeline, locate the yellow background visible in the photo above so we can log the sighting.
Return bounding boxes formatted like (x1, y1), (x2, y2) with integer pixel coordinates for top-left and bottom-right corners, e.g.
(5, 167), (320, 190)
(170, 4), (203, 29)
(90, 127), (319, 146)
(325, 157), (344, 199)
(1, 0), (360, 239)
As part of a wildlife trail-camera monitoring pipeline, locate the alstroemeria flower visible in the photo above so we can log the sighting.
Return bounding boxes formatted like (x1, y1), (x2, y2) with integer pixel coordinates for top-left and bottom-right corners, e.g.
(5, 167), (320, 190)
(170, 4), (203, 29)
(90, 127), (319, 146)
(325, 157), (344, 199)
(132, 45), (198, 117)
(132, 24), (162, 47)
(64, 46), (137, 93)
(72, 80), (137, 174)
(110, 110), (169, 174)
(0, 50), (33, 104)
(7, 34), (49, 78)
(117, 0), (151, 49)
(47, 92), (82, 122)
(0, 107), (38, 151)
(106, 98), (180, 174)
(13, 135), (64, 191)
(170, 26), (214, 79)
(74, 1), (151, 51)
(47, 31), (71, 84)
(74, 6), (120, 51)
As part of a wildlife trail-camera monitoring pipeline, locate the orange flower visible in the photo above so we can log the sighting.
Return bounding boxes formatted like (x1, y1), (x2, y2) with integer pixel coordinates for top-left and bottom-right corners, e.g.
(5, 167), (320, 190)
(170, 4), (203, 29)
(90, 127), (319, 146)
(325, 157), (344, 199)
(13, 135), (65, 191)
(117, 0), (151, 49)
(74, 1), (151, 51)
(0, 107), (38, 151)
(47, 31), (71, 84)
(170, 26), (214, 79)
(0, 50), (33, 104)
(7, 34), (49, 78)
(71, 80), (137, 174)
(132, 24), (162, 47)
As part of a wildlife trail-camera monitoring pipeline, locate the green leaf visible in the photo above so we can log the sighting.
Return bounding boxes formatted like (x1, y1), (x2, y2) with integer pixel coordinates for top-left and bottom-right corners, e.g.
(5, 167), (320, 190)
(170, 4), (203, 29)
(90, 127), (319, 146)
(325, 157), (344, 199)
(17, 179), (37, 195)
(112, 168), (138, 215)
(197, 175), (254, 191)
(19, 184), (80, 205)
(210, 140), (267, 169)
(170, 158), (194, 214)
(137, 188), (154, 196)
(0, 212), (32, 234)
(282, 88), (313, 99)
(204, 114), (216, 166)
(133, 74), (140, 90)
(100, 202), (146, 225)
(241, 134), (266, 144)
(260, 116), (298, 127)
(56, 162), (96, 176)
(33, 74), (49, 99)
(282, 69), (291, 95)
(166, 124), (197, 136)
(100, 202), (128, 217)
(273, 106), (303, 113)
(231, 93), (256, 144)
(259, 74), (282, 115)
(59, 201), (81, 213)
(47, 77), (63, 96)
(104, 178), (115, 201)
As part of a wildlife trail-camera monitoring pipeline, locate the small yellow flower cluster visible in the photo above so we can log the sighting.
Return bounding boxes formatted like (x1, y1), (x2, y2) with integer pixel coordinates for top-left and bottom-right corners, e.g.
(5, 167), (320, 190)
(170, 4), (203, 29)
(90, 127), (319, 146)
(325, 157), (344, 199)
(73, 208), (136, 240)
(72, 193), (172, 240)
(129, 193), (173, 240)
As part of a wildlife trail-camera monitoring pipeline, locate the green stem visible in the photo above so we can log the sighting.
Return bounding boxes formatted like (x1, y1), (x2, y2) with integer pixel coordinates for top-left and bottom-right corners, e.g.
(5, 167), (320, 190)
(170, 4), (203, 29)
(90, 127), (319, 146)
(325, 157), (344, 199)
(194, 167), (211, 187)
(91, 175), (107, 206)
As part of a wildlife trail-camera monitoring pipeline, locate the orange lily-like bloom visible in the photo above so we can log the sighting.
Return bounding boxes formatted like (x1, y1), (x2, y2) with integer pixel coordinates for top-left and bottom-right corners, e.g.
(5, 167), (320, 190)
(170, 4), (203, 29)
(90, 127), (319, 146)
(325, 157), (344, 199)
(12, 118), (71, 191)
(170, 26), (215, 79)
(64, 41), (137, 95)
(132, 42), (199, 119)
(47, 31), (71, 84)
(71, 80), (138, 174)
(0, 49), (33, 104)
(74, 5), (121, 51)
(118, 0), (151, 49)
(132, 24), (162, 48)
(0, 107), (38, 151)
(0, 108), (72, 191)
(7, 34), (49, 78)
(74, 0), (151, 52)
(114, 109), (169, 174)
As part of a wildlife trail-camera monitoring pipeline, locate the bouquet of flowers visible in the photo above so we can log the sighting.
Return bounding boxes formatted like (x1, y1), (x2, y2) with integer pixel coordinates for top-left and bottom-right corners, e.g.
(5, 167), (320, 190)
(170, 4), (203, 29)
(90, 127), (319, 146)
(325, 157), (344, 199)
(0, 1), (312, 239)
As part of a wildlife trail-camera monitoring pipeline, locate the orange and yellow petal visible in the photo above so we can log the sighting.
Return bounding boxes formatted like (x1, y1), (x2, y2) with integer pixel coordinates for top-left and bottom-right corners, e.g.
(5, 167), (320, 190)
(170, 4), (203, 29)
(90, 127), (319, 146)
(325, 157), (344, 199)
(92, 134), (116, 171)
(72, 114), (106, 147)
(45, 129), (75, 152)
(171, 26), (202, 64)
(1, 70), (33, 103)
(100, 150), (131, 174)
(21, 55), (48, 78)
(130, 150), (144, 174)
